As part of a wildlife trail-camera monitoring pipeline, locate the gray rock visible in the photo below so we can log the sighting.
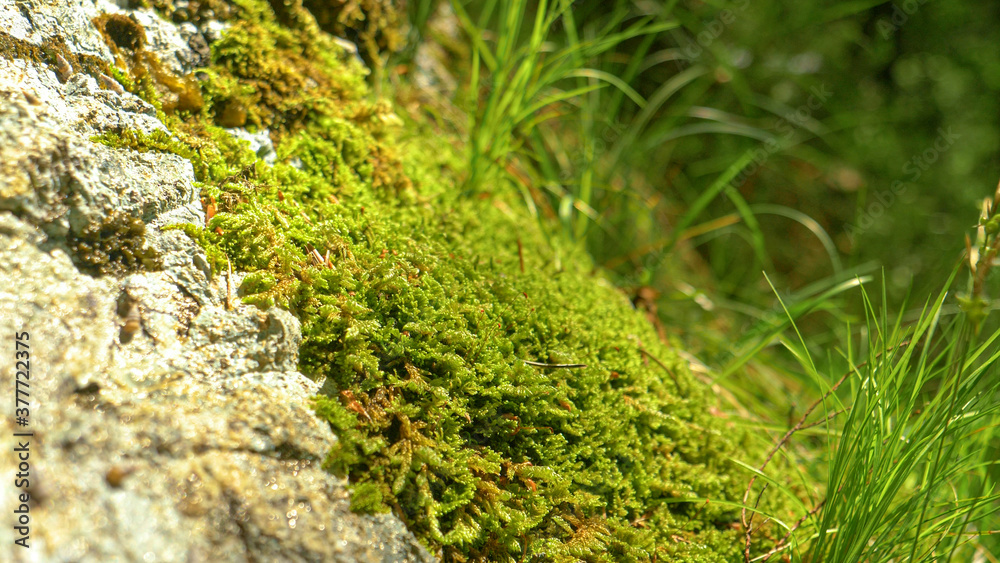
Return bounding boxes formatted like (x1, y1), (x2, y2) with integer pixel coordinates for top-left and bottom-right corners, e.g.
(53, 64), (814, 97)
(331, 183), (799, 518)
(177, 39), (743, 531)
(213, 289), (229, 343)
(0, 0), (434, 561)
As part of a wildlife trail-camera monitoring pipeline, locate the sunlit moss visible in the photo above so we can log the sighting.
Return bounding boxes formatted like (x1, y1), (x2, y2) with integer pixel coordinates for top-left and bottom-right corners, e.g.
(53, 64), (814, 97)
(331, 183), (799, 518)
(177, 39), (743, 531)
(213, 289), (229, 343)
(89, 0), (787, 560)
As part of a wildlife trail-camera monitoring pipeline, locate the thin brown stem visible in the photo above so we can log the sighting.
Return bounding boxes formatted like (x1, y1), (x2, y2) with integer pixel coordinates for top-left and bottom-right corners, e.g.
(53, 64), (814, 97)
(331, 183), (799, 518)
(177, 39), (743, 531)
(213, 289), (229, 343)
(639, 347), (684, 395)
(517, 237), (525, 273)
(797, 408), (848, 432)
(759, 499), (826, 563)
(745, 483), (769, 562)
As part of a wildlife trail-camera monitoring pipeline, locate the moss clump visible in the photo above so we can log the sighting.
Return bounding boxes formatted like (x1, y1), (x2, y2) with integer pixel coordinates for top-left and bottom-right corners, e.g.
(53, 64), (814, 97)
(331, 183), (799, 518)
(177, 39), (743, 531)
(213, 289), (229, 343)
(66, 211), (162, 276)
(303, 199), (752, 561)
(298, 0), (407, 65)
(138, 0), (377, 138)
(94, 13), (148, 52)
(94, 0), (789, 560)
(204, 3), (369, 134)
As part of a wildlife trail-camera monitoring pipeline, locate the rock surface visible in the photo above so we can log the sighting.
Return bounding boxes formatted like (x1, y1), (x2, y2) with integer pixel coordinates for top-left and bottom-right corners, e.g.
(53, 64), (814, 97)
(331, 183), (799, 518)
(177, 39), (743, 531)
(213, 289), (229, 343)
(0, 0), (432, 561)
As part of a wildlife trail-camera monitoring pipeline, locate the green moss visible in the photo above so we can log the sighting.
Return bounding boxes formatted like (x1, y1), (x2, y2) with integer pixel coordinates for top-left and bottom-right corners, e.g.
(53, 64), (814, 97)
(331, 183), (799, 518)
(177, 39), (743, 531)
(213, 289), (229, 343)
(296, 186), (757, 561)
(92, 128), (195, 160)
(96, 1), (790, 560)
(66, 211), (162, 276)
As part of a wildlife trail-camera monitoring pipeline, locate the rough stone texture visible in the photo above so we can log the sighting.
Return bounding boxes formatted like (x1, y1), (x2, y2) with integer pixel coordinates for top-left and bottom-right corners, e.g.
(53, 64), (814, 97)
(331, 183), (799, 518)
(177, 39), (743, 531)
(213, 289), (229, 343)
(0, 0), (433, 561)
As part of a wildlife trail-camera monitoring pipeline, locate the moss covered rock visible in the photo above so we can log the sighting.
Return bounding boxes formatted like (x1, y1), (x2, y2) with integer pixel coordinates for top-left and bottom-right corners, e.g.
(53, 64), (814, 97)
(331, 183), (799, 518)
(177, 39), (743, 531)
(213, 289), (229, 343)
(93, 0), (784, 560)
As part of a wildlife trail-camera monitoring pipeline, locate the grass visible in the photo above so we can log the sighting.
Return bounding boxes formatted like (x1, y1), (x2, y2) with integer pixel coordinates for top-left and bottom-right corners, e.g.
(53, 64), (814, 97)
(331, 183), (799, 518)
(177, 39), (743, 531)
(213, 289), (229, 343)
(446, 0), (806, 285)
(450, 0), (675, 229)
(724, 193), (1000, 561)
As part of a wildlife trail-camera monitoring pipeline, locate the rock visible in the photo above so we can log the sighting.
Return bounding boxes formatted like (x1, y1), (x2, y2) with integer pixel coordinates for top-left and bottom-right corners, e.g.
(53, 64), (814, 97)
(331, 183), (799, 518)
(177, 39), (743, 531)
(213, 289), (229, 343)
(0, 0), (433, 561)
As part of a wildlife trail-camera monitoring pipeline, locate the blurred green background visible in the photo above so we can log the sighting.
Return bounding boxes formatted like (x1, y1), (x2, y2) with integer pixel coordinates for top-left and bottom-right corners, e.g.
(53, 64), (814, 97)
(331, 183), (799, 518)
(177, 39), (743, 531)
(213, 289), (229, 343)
(661, 0), (1000, 297)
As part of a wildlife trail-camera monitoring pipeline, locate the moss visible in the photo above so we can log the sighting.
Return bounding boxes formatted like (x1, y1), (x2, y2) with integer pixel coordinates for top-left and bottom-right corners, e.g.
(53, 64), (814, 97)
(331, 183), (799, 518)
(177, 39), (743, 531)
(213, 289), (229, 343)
(93, 13), (148, 52)
(288, 171), (762, 560)
(205, 3), (368, 135)
(90, 13), (205, 115)
(99, 1), (792, 560)
(66, 211), (162, 276)
(297, 0), (407, 66)
(0, 32), (115, 84)
(92, 128), (196, 160)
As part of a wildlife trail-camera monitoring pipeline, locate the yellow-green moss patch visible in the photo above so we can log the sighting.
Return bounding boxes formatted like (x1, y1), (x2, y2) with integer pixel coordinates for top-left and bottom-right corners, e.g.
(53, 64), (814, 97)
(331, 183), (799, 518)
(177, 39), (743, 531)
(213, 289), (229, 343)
(92, 0), (787, 560)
